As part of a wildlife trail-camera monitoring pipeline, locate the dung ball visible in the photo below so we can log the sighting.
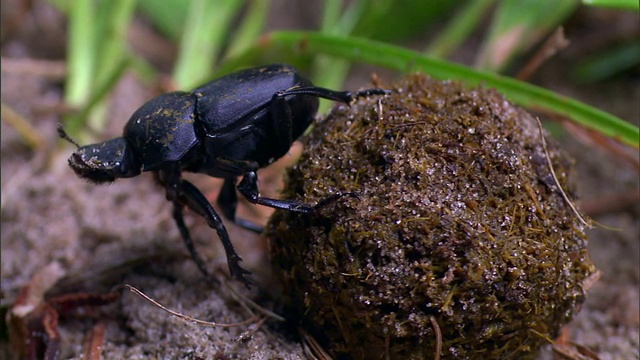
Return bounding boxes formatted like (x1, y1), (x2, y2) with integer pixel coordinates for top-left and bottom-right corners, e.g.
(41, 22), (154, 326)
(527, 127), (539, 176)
(267, 73), (596, 360)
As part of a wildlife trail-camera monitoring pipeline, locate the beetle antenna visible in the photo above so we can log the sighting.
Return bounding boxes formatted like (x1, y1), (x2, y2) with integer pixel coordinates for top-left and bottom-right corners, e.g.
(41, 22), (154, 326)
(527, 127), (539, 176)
(57, 123), (80, 148)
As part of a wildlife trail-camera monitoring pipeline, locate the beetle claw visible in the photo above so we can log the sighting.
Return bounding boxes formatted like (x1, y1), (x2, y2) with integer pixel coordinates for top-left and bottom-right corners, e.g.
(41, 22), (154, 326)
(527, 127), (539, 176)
(353, 88), (392, 100)
(314, 192), (359, 210)
(229, 261), (254, 288)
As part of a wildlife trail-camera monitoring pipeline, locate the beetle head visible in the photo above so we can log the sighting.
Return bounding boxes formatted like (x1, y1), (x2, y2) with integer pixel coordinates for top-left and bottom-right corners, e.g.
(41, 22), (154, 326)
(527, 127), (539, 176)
(69, 138), (141, 183)
(58, 124), (141, 183)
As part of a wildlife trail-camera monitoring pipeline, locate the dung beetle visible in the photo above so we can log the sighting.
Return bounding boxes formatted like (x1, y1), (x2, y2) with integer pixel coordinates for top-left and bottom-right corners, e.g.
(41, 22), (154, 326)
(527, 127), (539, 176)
(58, 64), (389, 285)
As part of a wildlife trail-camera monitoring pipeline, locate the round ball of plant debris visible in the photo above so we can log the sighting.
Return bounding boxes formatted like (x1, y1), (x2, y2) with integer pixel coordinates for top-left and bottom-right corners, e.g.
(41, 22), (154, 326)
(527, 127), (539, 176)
(268, 73), (597, 359)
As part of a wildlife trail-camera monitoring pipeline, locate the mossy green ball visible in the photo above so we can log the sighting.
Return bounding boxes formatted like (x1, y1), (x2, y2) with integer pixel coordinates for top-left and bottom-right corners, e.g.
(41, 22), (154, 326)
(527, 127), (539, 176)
(267, 74), (596, 359)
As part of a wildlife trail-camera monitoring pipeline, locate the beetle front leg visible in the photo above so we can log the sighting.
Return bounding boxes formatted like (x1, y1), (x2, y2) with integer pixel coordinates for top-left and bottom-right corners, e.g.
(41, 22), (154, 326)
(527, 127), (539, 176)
(217, 178), (264, 233)
(171, 199), (211, 278)
(237, 171), (315, 213)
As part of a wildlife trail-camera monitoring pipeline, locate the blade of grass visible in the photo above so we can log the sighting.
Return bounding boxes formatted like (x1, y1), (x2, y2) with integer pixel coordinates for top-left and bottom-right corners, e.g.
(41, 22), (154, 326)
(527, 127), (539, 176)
(583, 0), (639, 11)
(314, 0), (370, 89)
(93, 0), (137, 89)
(61, 0), (137, 140)
(352, 0), (452, 42)
(322, 0), (369, 36)
(64, 0), (95, 108)
(476, 0), (579, 72)
(314, 0), (390, 97)
(231, 31), (638, 148)
(66, 58), (131, 137)
(572, 40), (640, 83)
(313, 0), (374, 111)
(173, 0), (243, 89)
(136, 0), (189, 40)
(321, 0), (344, 33)
(224, 0), (269, 60)
(425, 0), (495, 58)
(1, 102), (45, 149)
(89, 0), (137, 131)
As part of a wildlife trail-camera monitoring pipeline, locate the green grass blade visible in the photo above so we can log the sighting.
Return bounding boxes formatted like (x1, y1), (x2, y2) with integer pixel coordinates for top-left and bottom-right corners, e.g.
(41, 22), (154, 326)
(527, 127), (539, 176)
(476, 0), (579, 71)
(64, 0), (95, 107)
(90, 0), (137, 130)
(137, 0), (189, 39)
(572, 40), (640, 83)
(62, 0), (136, 137)
(313, 0), (369, 108)
(224, 0), (269, 60)
(321, 0), (344, 33)
(173, 0), (243, 89)
(351, 0), (454, 41)
(65, 58), (131, 137)
(583, 0), (639, 11)
(314, 0), (369, 89)
(426, 0), (495, 58)
(247, 31), (639, 148)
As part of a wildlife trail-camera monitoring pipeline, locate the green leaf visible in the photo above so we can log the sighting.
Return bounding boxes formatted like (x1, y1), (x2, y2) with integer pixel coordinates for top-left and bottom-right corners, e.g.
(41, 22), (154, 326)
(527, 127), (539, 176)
(230, 31), (638, 148)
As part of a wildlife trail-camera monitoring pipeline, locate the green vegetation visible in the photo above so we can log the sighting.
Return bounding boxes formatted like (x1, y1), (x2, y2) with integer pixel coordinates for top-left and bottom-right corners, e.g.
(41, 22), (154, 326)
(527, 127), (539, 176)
(48, 0), (637, 148)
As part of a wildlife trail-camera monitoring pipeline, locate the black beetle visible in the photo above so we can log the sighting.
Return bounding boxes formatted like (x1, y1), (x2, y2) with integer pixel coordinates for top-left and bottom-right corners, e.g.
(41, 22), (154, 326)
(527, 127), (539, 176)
(58, 64), (389, 285)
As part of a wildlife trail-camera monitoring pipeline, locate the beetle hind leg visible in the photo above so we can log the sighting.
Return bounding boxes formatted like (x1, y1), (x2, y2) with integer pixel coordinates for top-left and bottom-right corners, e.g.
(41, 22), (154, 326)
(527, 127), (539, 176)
(275, 86), (391, 105)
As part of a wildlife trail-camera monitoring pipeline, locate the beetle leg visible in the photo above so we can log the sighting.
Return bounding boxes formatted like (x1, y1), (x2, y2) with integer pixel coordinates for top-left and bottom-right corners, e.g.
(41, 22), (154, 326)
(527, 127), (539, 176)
(275, 87), (390, 105)
(217, 178), (238, 220)
(269, 87), (390, 153)
(171, 199), (211, 277)
(160, 167), (252, 286)
(177, 179), (253, 286)
(157, 169), (211, 277)
(269, 92), (294, 154)
(217, 178), (264, 233)
(237, 172), (355, 214)
(237, 171), (314, 213)
(314, 191), (360, 208)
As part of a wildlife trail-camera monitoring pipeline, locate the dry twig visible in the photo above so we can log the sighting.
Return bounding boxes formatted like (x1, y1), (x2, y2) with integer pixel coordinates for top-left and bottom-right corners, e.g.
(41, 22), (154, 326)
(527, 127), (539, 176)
(123, 284), (258, 328)
(429, 316), (442, 360)
(536, 118), (591, 228)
